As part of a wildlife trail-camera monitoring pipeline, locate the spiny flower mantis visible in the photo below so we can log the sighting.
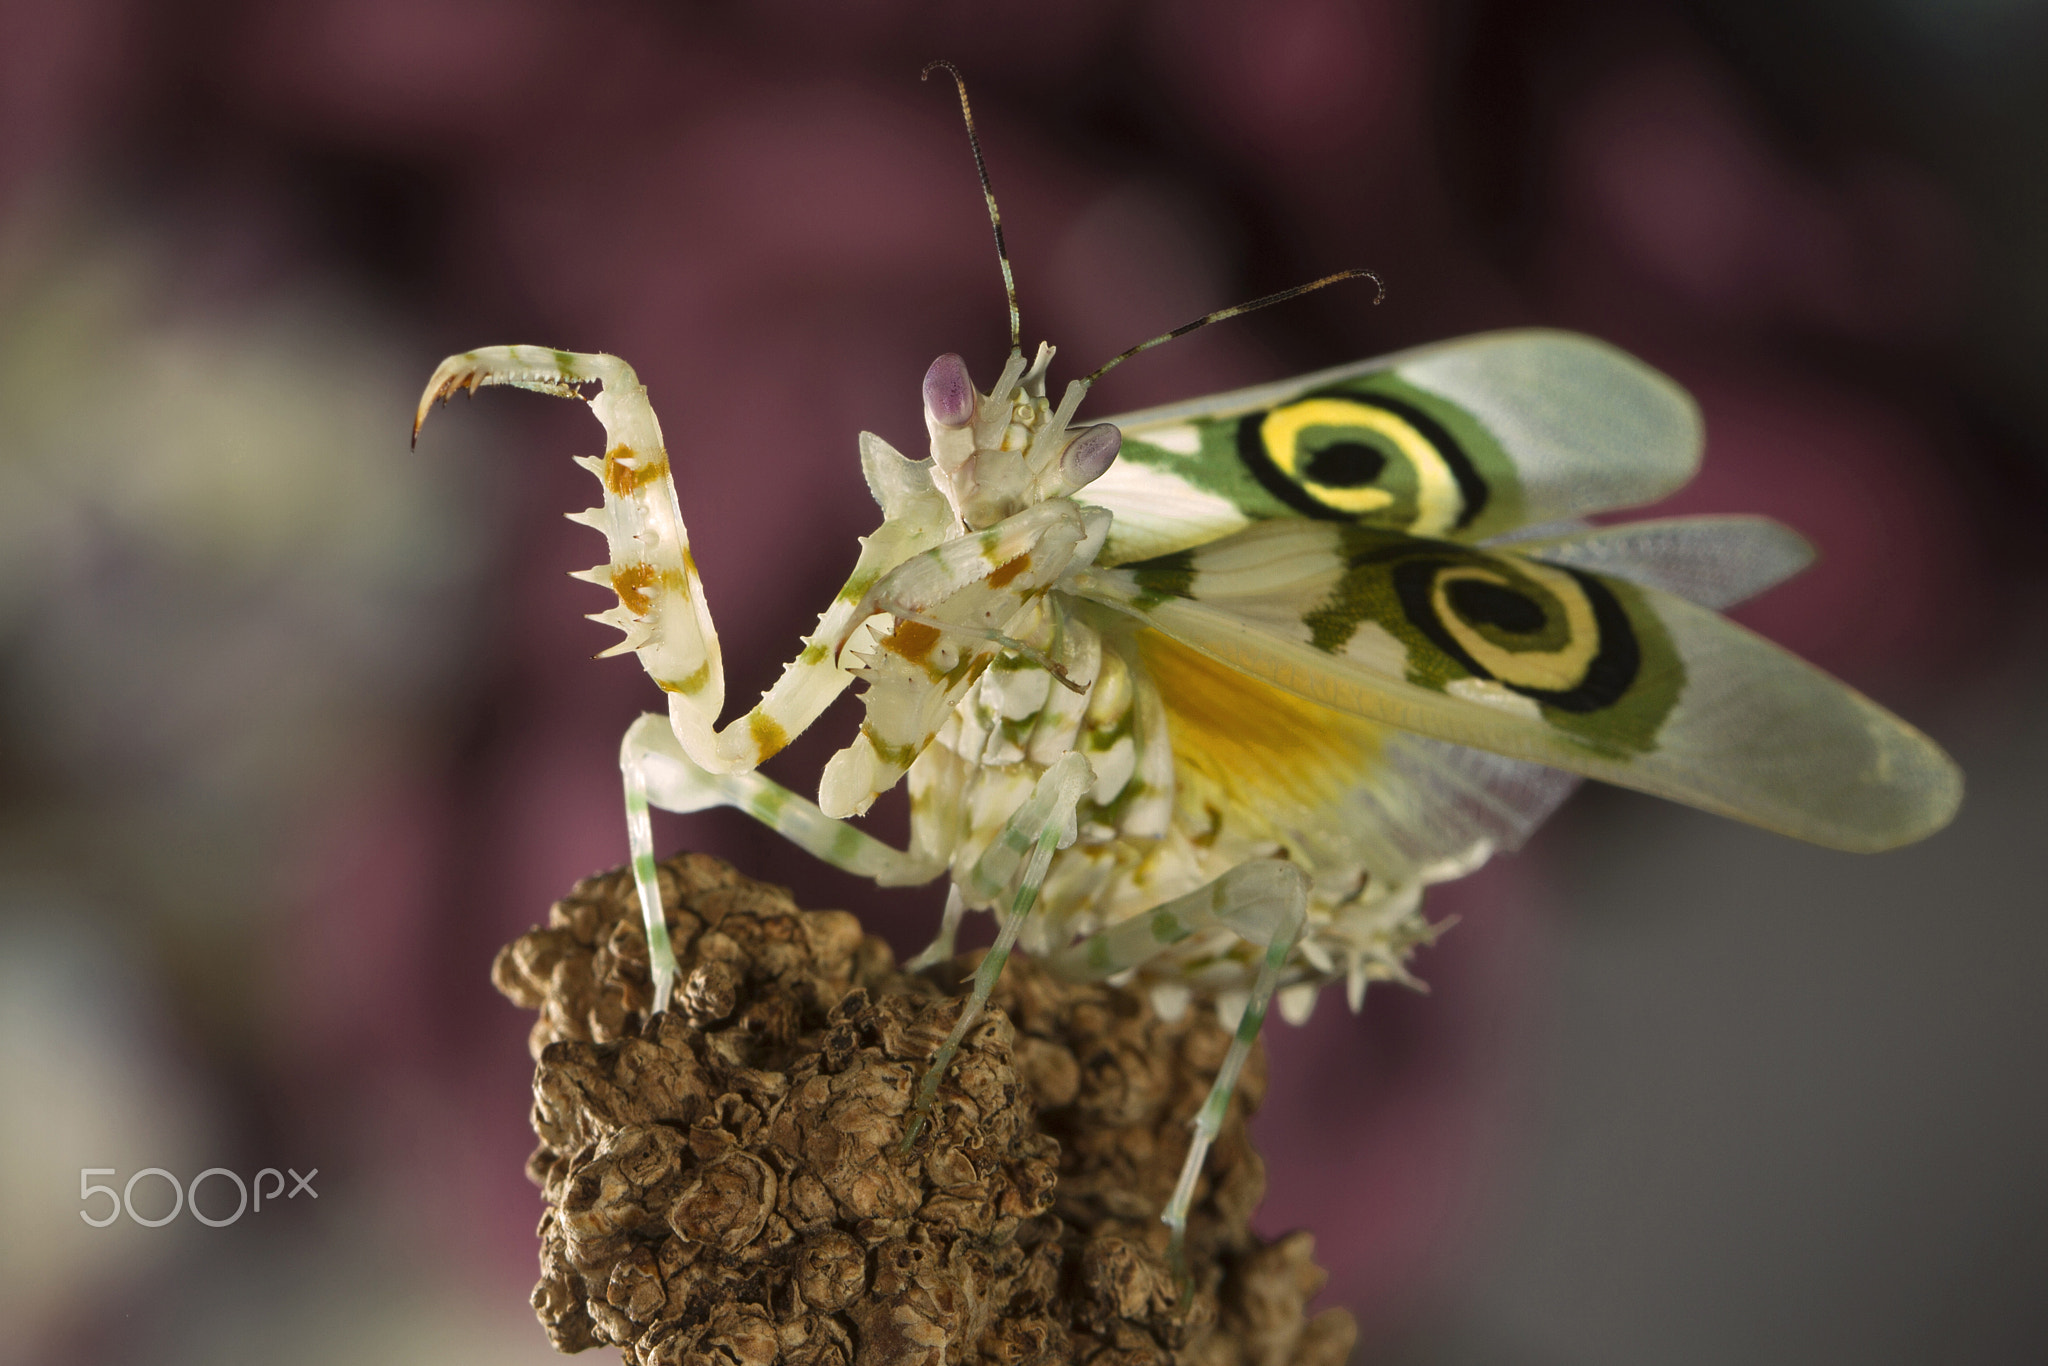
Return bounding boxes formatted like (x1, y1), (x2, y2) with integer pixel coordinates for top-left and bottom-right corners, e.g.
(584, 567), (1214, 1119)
(415, 64), (1960, 1274)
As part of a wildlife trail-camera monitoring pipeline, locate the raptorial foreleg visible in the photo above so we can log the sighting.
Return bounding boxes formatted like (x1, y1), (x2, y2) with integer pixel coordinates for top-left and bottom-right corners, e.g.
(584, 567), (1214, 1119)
(417, 347), (954, 778)
(418, 347), (721, 699)
(821, 499), (1110, 817)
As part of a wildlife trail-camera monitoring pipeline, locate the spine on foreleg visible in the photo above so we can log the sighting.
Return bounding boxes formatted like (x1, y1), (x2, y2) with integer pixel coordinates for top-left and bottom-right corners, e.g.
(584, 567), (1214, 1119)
(570, 374), (724, 722)
(417, 345), (958, 783)
(417, 344), (725, 728)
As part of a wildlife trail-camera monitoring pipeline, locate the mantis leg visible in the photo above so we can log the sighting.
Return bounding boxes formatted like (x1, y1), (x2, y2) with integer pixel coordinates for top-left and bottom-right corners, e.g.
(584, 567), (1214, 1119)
(899, 751), (1094, 1151)
(621, 714), (947, 1010)
(819, 499), (1109, 818)
(904, 883), (970, 972)
(1050, 860), (1311, 1282)
(417, 346), (954, 779)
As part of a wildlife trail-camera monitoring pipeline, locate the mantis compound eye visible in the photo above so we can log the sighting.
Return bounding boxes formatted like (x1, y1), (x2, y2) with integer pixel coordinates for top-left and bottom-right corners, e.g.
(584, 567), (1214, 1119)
(923, 353), (977, 428)
(1061, 423), (1122, 489)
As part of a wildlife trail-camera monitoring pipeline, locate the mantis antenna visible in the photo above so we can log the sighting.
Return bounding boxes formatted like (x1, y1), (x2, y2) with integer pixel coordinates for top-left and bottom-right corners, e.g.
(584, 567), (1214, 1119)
(923, 60), (1022, 355)
(920, 60), (1382, 395)
(1084, 268), (1387, 386)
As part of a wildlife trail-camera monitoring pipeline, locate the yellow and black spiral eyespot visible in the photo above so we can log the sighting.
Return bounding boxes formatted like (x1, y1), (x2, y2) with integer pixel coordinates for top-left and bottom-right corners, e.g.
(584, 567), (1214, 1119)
(1392, 554), (1640, 712)
(1236, 389), (1490, 535)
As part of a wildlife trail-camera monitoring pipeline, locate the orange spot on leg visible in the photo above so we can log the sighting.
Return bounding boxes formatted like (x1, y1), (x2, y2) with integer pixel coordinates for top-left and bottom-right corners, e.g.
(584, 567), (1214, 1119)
(603, 444), (671, 497)
(986, 553), (1032, 590)
(883, 619), (944, 663)
(749, 711), (790, 761)
(612, 562), (659, 614)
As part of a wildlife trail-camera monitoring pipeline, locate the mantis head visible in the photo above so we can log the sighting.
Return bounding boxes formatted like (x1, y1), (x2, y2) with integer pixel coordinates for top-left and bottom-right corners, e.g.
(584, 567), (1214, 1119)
(921, 345), (1121, 529)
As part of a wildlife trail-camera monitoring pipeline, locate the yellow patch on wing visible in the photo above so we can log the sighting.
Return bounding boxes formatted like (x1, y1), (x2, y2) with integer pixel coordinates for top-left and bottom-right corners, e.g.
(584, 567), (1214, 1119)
(1137, 628), (1383, 847)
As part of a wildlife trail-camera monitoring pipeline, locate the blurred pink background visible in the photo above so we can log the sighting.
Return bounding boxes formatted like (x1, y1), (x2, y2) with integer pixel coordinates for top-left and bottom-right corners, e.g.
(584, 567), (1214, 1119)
(3, 3), (2044, 1364)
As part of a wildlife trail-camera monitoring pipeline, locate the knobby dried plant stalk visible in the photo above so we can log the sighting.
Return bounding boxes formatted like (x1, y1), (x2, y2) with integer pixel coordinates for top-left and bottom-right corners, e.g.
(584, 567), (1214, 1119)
(493, 852), (1357, 1366)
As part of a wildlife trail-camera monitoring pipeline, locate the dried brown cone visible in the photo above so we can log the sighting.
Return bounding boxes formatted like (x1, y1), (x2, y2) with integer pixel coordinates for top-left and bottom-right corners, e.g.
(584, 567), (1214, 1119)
(493, 852), (1357, 1366)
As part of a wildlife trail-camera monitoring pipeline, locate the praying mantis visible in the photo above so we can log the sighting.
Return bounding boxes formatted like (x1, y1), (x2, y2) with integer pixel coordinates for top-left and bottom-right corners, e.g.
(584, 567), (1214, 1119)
(414, 64), (1960, 1274)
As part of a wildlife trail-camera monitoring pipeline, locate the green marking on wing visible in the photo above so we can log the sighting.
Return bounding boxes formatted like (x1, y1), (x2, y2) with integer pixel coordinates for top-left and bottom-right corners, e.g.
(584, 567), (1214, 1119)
(1550, 574), (1683, 758)
(1115, 366), (1531, 540)
(1337, 370), (1528, 537)
(1128, 550), (1197, 610)
(1118, 423), (1297, 519)
(1081, 517), (1955, 852)
(1098, 331), (1703, 550)
(1300, 525), (1683, 756)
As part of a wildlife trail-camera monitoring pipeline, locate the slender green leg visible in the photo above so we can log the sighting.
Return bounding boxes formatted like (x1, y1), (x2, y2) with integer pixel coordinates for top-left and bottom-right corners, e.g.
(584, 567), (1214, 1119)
(1043, 860), (1305, 981)
(905, 883), (969, 971)
(621, 714), (948, 1011)
(1052, 860), (1310, 1288)
(898, 752), (1093, 1153)
(621, 743), (681, 1014)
